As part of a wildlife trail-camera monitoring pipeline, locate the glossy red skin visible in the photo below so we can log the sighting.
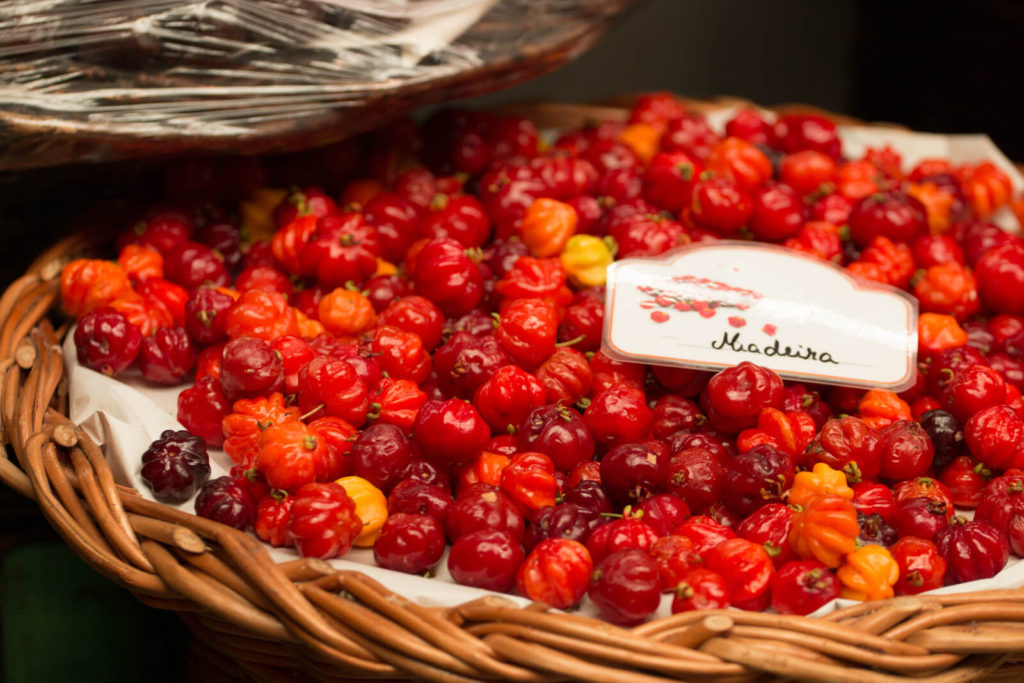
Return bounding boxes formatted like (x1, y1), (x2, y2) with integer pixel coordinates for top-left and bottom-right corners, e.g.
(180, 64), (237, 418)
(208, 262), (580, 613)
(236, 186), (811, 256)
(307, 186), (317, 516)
(957, 220), (1014, 265)
(721, 444), (795, 515)
(532, 154), (599, 199)
(516, 538), (593, 609)
(643, 151), (703, 212)
(370, 325), (431, 385)
(974, 474), (1024, 539)
(387, 477), (453, 523)
(660, 114), (720, 160)
(891, 537), (947, 596)
(850, 482), (896, 522)
(943, 365), (1007, 423)
(184, 286), (235, 346)
(877, 420), (934, 481)
(585, 387), (654, 447)
(629, 92), (687, 126)
(913, 234), (965, 267)
(848, 191), (928, 247)
(495, 298), (559, 371)
(447, 529), (524, 593)
(523, 502), (602, 551)
(665, 447), (724, 514)
(140, 429), (211, 503)
(707, 537), (773, 604)
(749, 183), (805, 241)
(74, 307), (142, 376)
(177, 375), (230, 448)
(377, 296), (444, 351)
(581, 138), (641, 174)
(163, 241), (230, 292)
(780, 151), (837, 196)
(928, 346), (988, 396)
(270, 335), (315, 395)
(704, 362), (784, 432)
(254, 494), (293, 547)
(651, 395), (706, 439)
(724, 109), (772, 145)
(345, 423), (410, 493)
(810, 193), (855, 226)
(938, 456), (990, 509)
(964, 405), (1024, 471)
(219, 337), (284, 402)
(771, 114), (841, 159)
(232, 265), (292, 298)
(671, 568), (731, 612)
(297, 355), (370, 426)
(361, 192), (420, 263)
(412, 399), (490, 468)
(420, 195), (490, 248)
(138, 327), (197, 385)
(299, 213), (380, 288)
(474, 365), (546, 434)
(194, 476), (256, 530)
(479, 161), (548, 237)
(608, 213), (686, 258)
(445, 485), (525, 543)
(935, 518), (1010, 584)
(370, 378), (427, 433)
(596, 167), (643, 204)
(135, 277), (188, 327)
(690, 177), (753, 235)
(499, 451), (559, 521)
(288, 482), (362, 559)
(599, 443), (666, 507)
(736, 503), (796, 569)
(373, 513), (446, 575)
(674, 515), (736, 559)
(559, 296), (604, 352)
(648, 534), (701, 591)
(305, 416), (355, 482)
(495, 257), (572, 308)
(770, 560), (839, 615)
(585, 517), (660, 565)
(224, 289), (297, 343)
(588, 549), (662, 626)
(517, 404), (595, 474)
(535, 348), (592, 406)
(891, 496), (951, 542)
(412, 238), (484, 316)
(433, 332), (508, 398)
(590, 351), (647, 392)
(273, 187), (336, 229)
(364, 275), (413, 314)
(893, 477), (955, 513)
(975, 241), (1024, 314)
(636, 494), (692, 537)
(135, 210), (193, 254)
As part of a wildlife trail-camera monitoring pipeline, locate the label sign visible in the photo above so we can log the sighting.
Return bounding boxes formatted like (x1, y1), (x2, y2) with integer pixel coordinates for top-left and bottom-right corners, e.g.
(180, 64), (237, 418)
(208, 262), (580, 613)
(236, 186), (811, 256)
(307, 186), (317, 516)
(603, 242), (918, 390)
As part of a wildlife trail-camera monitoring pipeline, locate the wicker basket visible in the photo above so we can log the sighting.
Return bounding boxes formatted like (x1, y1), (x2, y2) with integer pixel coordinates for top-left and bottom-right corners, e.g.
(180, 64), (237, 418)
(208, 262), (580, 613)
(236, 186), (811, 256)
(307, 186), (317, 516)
(4, 100), (1024, 683)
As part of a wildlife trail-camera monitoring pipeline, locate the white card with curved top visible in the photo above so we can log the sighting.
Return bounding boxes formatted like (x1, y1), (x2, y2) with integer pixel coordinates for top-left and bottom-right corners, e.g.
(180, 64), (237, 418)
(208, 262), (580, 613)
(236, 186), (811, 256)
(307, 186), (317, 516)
(603, 242), (919, 391)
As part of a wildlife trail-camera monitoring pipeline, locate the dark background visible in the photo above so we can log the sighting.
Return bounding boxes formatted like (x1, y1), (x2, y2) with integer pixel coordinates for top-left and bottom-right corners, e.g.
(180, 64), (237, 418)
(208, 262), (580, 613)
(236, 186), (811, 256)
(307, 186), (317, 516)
(1, 0), (1021, 680)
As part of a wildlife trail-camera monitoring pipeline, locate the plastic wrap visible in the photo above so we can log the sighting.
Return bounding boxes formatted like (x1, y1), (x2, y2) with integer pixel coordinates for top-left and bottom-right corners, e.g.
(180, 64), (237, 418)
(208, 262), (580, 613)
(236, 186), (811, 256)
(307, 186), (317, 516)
(0, 0), (636, 169)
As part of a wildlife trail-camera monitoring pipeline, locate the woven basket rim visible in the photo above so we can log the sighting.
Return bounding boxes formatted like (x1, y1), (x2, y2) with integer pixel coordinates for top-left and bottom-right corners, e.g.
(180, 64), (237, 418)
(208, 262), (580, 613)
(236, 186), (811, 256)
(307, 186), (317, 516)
(3, 98), (1024, 683)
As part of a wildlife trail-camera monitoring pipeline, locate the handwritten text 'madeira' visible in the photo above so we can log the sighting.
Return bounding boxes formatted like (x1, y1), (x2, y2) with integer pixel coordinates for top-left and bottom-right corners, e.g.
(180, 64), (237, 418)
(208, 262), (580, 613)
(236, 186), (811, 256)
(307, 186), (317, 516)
(710, 332), (839, 365)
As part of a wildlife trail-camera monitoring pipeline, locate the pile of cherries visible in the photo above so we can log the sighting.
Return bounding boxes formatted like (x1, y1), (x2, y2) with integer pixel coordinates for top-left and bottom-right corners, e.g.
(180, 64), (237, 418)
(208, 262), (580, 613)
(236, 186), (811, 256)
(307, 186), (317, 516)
(62, 93), (1024, 623)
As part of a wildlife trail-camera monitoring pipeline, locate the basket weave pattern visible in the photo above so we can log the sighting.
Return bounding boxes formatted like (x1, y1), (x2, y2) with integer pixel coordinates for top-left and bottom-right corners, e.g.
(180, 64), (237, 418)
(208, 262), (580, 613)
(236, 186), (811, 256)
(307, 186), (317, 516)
(5, 105), (1024, 682)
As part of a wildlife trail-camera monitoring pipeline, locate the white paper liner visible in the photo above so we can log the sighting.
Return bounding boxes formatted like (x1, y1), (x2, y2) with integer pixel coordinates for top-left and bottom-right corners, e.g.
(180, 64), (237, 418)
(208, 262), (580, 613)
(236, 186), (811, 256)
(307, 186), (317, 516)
(62, 114), (1024, 620)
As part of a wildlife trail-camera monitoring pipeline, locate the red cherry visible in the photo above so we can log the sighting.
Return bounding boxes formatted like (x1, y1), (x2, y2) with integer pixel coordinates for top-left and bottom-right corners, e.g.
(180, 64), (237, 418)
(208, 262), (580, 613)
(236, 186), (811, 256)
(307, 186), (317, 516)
(447, 529), (524, 593)
(73, 307), (142, 376)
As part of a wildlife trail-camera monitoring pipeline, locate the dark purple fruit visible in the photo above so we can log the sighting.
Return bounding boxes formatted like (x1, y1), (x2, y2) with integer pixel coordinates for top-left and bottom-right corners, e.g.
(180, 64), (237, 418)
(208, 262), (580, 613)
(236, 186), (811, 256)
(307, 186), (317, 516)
(140, 429), (211, 503)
